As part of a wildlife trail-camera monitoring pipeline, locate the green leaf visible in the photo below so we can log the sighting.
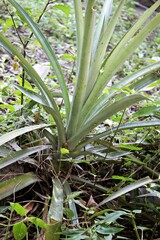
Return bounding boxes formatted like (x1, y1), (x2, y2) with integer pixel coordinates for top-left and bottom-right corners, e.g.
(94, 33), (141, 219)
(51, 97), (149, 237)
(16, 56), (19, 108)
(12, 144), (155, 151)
(3, 18), (14, 32)
(98, 176), (154, 207)
(14, 85), (50, 108)
(28, 217), (47, 229)
(93, 0), (113, 54)
(0, 172), (39, 201)
(65, 191), (83, 202)
(0, 145), (51, 169)
(48, 178), (63, 223)
(60, 235), (88, 240)
(83, 120), (160, 146)
(83, 62), (160, 122)
(60, 148), (70, 154)
(45, 178), (64, 240)
(103, 211), (126, 224)
(69, 94), (147, 150)
(61, 229), (86, 236)
(63, 208), (74, 218)
(0, 124), (50, 147)
(0, 103), (15, 112)
(96, 226), (123, 235)
(118, 144), (142, 151)
(133, 106), (160, 118)
(0, 146), (10, 157)
(80, 2), (160, 121)
(112, 176), (134, 182)
(73, 0), (84, 71)
(15, 84), (63, 106)
(63, 181), (80, 227)
(88, 0), (125, 98)
(10, 203), (27, 217)
(54, 4), (70, 18)
(13, 222), (27, 240)
(0, 33), (66, 147)
(133, 210), (141, 214)
(67, 0), (96, 136)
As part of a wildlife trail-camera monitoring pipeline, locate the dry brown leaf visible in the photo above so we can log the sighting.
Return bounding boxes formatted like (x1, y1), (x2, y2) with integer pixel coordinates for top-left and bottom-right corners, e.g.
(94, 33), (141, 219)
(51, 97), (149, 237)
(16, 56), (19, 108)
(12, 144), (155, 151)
(87, 195), (98, 208)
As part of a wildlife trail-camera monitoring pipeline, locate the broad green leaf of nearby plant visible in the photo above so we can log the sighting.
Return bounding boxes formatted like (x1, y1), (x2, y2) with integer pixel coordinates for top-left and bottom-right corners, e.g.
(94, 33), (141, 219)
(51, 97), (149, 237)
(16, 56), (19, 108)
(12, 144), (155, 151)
(60, 229), (87, 240)
(101, 211), (127, 224)
(96, 226), (123, 235)
(28, 217), (47, 230)
(13, 222), (27, 240)
(10, 202), (27, 217)
(54, 4), (70, 18)
(133, 105), (160, 118)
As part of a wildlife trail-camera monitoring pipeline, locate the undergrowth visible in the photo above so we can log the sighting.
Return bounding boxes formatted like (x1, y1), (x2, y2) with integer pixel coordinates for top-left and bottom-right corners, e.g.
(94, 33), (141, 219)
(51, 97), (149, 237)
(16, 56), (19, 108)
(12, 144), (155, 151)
(0, 0), (160, 239)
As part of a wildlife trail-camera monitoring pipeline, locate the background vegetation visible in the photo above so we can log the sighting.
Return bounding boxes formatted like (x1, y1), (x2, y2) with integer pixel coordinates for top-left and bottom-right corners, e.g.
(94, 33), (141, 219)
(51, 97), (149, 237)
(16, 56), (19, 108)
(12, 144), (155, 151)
(0, 0), (160, 239)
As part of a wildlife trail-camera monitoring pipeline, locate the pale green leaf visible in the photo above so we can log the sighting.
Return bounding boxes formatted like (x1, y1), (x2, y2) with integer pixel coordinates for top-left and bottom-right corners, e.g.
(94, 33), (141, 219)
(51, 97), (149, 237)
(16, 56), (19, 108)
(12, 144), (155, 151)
(10, 203), (27, 217)
(0, 172), (39, 200)
(0, 145), (51, 169)
(103, 211), (126, 224)
(96, 226), (123, 235)
(0, 124), (50, 147)
(46, 179), (63, 240)
(13, 222), (27, 240)
(69, 94), (146, 150)
(82, 120), (160, 147)
(67, 0), (96, 136)
(48, 178), (63, 222)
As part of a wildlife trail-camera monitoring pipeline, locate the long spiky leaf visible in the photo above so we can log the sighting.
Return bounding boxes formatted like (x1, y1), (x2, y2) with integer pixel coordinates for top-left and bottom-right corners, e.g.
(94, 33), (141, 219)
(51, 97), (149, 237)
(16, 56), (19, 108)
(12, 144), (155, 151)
(73, 0), (84, 71)
(93, 0), (113, 56)
(81, 4), (160, 120)
(68, 94), (146, 150)
(0, 145), (51, 169)
(86, 0), (125, 99)
(77, 120), (160, 149)
(0, 124), (50, 146)
(67, 0), (96, 137)
(0, 173), (40, 201)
